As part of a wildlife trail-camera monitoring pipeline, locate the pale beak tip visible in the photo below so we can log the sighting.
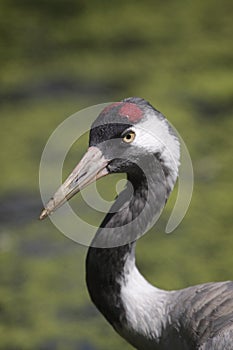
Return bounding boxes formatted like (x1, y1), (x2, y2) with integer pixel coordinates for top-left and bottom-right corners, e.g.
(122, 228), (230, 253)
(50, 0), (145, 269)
(39, 208), (49, 220)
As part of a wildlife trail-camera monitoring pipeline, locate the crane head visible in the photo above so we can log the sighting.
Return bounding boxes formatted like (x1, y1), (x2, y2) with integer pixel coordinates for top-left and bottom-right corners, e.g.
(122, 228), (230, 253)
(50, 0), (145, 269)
(40, 97), (180, 220)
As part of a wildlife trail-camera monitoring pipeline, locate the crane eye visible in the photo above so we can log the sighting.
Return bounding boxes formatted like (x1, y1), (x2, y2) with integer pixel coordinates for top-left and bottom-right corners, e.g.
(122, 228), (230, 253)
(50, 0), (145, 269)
(122, 131), (136, 143)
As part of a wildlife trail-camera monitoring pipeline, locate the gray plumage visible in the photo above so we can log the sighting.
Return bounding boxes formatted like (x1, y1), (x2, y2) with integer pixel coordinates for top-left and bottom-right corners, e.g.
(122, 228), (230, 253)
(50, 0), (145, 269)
(86, 152), (233, 349)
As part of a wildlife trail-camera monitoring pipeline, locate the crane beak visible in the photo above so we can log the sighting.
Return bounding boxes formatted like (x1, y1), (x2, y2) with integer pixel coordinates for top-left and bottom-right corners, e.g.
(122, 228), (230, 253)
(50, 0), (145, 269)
(39, 146), (109, 220)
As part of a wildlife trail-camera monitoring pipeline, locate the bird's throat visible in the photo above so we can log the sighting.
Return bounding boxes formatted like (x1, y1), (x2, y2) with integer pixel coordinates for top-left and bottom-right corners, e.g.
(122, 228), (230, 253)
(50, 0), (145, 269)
(86, 157), (168, 331)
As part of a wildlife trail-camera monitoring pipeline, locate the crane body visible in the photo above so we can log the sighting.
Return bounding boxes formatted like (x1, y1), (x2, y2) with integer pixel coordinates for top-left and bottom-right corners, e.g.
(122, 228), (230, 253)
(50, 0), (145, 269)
(40, 97), (233, 349)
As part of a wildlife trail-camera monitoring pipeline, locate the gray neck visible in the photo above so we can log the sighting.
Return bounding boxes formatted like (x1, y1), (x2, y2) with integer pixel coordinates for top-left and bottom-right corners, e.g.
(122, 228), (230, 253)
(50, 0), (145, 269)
(86, 156), (168, 332)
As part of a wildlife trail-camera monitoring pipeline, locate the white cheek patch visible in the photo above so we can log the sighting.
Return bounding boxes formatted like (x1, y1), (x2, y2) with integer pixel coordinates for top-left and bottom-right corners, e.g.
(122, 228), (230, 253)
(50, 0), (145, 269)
(131, 114), (180, 190)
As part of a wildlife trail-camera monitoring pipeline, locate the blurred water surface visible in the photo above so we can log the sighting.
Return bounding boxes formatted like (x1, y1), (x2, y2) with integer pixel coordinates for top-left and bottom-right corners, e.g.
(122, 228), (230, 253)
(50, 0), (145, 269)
(0, 1), (232, 349)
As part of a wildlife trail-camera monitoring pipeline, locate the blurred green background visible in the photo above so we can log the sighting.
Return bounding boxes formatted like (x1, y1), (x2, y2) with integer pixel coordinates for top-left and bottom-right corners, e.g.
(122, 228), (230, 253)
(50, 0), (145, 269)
(0, 1), (232, 349)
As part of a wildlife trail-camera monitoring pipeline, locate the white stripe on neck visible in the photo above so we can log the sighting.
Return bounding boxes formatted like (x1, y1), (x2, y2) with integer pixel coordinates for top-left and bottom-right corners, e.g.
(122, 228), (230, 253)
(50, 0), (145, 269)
(118, 254), (171, 348)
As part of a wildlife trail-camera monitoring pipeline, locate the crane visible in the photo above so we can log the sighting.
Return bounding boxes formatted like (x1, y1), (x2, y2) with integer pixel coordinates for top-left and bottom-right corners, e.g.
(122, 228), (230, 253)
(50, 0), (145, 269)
(40, 97), (233, 349)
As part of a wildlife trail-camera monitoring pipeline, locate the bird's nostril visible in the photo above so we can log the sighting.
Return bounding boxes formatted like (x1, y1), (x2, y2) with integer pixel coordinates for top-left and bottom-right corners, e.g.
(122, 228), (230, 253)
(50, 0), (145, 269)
(74, 172), (87, 183)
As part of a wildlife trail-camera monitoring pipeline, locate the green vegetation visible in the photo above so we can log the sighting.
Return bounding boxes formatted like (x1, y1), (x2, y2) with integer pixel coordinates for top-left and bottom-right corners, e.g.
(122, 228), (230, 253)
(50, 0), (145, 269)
(0, 1), (232, 349)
